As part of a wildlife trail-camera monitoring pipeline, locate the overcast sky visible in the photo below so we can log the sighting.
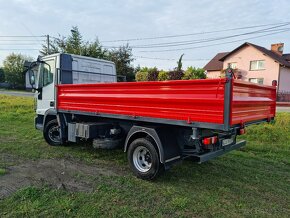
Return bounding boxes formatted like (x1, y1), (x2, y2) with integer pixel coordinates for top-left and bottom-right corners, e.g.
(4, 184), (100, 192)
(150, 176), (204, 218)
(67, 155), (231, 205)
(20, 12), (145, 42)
(0, 0), (290, 70)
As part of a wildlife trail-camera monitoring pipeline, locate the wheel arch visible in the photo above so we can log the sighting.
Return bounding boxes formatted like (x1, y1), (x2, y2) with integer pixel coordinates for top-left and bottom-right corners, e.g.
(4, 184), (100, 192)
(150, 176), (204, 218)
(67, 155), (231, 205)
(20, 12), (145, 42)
(43, 109), (57, 127)
(124, 126), (165, 163)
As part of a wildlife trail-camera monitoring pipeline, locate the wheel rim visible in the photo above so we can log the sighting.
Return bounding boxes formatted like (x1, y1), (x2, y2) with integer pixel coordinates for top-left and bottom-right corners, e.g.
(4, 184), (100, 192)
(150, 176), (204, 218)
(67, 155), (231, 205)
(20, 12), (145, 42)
(133, 146), (152, 173)
(48, 125), (61, 143)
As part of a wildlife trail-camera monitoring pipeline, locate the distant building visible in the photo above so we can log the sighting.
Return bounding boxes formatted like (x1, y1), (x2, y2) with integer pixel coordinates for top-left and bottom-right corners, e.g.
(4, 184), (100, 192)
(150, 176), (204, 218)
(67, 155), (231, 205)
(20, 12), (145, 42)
(204, 42), (290, 92)
(203, 52), (229, 79)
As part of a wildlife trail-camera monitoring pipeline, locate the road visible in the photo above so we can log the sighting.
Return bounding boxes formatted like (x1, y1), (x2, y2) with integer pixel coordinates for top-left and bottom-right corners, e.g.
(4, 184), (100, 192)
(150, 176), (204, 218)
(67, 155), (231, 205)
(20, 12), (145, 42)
(0, 90), (289, 112)
(276, 107), (290, 112)
(0, 90), (34, 97)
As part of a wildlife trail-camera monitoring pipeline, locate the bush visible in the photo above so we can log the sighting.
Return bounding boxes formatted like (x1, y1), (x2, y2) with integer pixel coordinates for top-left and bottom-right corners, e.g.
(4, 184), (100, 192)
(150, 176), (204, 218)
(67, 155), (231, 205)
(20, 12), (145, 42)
(168, 70), (184, 80)
(158, 71), (168, 81)
(182, 67), (206, 80)
(135, 71), (148, 82)
(147, 67), (159, 81)
(135, 67), (159, 81)
(182, 71), (195, 80)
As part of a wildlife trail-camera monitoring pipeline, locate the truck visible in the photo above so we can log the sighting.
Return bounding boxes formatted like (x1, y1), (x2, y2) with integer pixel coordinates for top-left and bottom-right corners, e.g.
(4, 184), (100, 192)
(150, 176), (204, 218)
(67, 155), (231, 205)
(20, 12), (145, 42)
(26, 53), (277, 180)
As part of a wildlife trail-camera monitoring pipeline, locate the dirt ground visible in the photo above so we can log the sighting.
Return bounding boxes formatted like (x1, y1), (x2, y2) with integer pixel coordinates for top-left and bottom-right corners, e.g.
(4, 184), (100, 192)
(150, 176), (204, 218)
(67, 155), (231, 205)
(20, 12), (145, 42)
(0, 154), (123, 200)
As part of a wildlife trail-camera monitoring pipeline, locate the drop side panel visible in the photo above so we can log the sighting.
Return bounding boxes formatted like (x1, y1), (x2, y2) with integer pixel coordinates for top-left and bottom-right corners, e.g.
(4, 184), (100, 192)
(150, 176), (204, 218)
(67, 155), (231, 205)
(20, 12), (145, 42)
(57, 79), (227, 125)
(231, 80), (276, 125)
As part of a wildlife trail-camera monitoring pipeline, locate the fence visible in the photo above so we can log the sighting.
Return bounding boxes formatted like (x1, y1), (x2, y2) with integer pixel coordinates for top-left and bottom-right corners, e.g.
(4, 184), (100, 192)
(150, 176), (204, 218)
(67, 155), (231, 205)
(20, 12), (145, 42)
(277, 91), (290, 102)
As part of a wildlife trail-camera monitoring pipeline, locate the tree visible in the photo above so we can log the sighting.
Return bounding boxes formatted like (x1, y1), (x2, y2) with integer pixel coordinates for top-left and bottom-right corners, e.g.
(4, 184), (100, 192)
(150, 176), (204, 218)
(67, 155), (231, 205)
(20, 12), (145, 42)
(176, 54), (184, 71)
(40, 35), (65, 55)
(0, 68), (5, 82)
(3, 53), (33, 88)
(40, 26), (134, 81)
(107, 44), (135, 81)
(40, 26), (107, 57)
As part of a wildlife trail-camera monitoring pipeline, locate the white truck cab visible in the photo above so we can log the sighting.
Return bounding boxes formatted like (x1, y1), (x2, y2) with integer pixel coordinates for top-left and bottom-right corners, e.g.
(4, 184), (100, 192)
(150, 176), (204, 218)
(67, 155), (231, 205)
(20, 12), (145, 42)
(27, 53), (118, 129)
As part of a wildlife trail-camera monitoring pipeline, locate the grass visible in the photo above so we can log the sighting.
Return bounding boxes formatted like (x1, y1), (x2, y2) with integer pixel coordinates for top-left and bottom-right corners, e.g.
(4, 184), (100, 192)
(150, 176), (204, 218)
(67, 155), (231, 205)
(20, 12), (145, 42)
(0, 168), (6, 175)
(0, 94), (290, 217)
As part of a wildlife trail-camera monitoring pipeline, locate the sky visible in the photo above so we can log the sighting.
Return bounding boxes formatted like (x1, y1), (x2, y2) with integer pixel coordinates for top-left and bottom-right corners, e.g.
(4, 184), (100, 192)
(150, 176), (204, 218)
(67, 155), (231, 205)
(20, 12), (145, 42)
(0, 0), (290, 70)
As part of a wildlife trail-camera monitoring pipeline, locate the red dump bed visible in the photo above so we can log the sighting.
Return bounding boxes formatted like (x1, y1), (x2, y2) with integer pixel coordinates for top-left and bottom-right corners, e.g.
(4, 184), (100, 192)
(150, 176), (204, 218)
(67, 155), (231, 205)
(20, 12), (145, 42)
(57, 78), (276, 130)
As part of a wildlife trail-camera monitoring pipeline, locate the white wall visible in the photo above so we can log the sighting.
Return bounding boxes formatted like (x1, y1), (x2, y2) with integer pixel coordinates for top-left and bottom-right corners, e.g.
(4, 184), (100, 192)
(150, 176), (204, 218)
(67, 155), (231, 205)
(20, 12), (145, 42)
(279, 67), (290, 91)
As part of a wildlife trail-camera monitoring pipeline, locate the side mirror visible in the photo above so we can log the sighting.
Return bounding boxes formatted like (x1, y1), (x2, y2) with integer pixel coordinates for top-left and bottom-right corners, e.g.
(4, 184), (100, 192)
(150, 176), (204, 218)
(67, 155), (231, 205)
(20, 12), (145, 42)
(28, 70), (35, 87)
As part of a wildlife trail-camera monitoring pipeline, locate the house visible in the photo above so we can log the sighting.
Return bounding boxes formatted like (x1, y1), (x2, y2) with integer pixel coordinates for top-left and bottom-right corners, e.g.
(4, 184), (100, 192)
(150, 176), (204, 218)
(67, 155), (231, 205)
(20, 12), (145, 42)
(204, 42), (290, 92)
(203, 52), (229, 79)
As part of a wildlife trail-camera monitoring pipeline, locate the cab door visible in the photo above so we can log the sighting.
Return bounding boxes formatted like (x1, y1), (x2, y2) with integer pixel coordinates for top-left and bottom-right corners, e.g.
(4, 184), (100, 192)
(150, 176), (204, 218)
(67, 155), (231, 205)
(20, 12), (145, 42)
(36, 58), (56, 115)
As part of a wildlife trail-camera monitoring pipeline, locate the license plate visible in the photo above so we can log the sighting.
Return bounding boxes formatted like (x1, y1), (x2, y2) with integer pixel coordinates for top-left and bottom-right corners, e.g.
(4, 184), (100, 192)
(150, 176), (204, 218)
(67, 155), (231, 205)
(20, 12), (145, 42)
(222, 138), (234, 146)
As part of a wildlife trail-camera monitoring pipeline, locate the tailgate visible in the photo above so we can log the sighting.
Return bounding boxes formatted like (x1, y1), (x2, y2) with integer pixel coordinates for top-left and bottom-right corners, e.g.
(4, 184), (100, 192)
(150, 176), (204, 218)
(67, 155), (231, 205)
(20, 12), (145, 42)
(231, 80), (276, 126)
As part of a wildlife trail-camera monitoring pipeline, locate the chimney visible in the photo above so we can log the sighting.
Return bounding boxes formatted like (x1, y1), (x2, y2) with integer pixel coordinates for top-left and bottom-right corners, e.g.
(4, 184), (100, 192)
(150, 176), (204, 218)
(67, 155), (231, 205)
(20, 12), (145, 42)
(271, 43), (284, 56)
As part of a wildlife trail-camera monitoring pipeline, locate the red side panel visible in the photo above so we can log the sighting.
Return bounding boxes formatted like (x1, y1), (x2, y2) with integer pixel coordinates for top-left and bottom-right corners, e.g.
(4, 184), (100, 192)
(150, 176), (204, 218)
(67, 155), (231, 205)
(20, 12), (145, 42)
(231, 80), (276, 125)
(57, 79), (227, 124)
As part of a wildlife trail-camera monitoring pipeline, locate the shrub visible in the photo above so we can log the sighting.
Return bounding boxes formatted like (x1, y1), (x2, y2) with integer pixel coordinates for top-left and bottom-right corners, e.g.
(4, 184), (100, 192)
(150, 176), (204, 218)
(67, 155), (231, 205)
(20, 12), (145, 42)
(182, 71), (195, 80)
(182, 67), (206, 80)
(147, 67), (159, 81)
(135, 71), (148, 82)
(168, 70), (184, 80)
(158, 70), (168, 81)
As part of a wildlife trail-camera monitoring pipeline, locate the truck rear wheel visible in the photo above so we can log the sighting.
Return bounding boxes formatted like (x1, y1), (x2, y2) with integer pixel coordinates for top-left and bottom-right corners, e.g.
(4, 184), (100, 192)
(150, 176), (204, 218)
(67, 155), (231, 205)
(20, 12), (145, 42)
(43, 119), (62, 146)
(127, 138), (163, 180)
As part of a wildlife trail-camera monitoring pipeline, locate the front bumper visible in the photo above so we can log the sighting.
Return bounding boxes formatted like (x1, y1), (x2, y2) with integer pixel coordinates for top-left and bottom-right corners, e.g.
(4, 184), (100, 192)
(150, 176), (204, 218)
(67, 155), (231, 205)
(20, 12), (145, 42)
(34, 116), (44, 130)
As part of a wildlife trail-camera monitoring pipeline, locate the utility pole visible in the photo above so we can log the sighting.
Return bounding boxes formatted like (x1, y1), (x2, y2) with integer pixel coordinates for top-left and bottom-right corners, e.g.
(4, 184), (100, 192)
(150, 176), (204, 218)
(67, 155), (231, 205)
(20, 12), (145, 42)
(46, 34), (50, 54)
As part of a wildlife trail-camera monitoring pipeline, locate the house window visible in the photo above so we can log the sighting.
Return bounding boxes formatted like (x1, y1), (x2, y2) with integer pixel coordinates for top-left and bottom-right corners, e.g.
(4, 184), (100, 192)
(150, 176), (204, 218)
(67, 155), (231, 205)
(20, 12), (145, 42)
(250, 60), (265, 70)
(228, 62), (237, 69)
(249, 78), (264, 84)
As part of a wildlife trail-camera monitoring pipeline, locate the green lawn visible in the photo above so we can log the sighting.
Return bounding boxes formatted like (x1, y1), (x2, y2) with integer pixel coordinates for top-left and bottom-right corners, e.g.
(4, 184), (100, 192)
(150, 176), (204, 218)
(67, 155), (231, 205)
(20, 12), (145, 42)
(0, 94), (289, 217)
(0, 168), (6, 175)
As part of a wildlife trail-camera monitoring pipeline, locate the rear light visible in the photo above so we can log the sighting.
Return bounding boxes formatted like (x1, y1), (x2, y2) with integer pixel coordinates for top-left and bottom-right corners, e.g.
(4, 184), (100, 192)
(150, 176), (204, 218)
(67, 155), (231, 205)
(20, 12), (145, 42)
(202, 136), (218, 145)
(203, 138), (211, 145)
(239, 128), (246, 135)
(212, 136), (218, 144)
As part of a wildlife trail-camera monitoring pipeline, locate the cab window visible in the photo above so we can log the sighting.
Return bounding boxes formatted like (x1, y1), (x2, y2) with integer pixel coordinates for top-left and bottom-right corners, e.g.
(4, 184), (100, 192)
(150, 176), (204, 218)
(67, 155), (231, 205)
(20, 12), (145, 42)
(40, 59), (55, 87)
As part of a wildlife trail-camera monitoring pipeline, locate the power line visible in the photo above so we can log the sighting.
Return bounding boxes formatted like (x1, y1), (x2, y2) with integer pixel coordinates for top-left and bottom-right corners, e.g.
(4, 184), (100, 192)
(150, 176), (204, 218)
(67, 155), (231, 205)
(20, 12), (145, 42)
(100, 21), (290, 43)
(139, 29), (290, 53)
(104, 25), (290, 49)
(134, 56), (211, 61)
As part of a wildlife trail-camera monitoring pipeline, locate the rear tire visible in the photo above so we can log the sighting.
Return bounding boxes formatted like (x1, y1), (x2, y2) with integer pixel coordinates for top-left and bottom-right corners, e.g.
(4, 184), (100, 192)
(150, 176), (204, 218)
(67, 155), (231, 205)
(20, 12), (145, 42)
(127, 138), (164, 180)
(43, 119), (63, 146)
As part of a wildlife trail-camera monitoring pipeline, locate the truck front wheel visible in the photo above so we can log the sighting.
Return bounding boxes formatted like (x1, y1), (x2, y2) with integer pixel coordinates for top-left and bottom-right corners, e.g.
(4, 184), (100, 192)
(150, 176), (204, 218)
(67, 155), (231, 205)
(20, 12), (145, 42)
(43, 119), (62, 146)
(128, 138), (163, 180)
